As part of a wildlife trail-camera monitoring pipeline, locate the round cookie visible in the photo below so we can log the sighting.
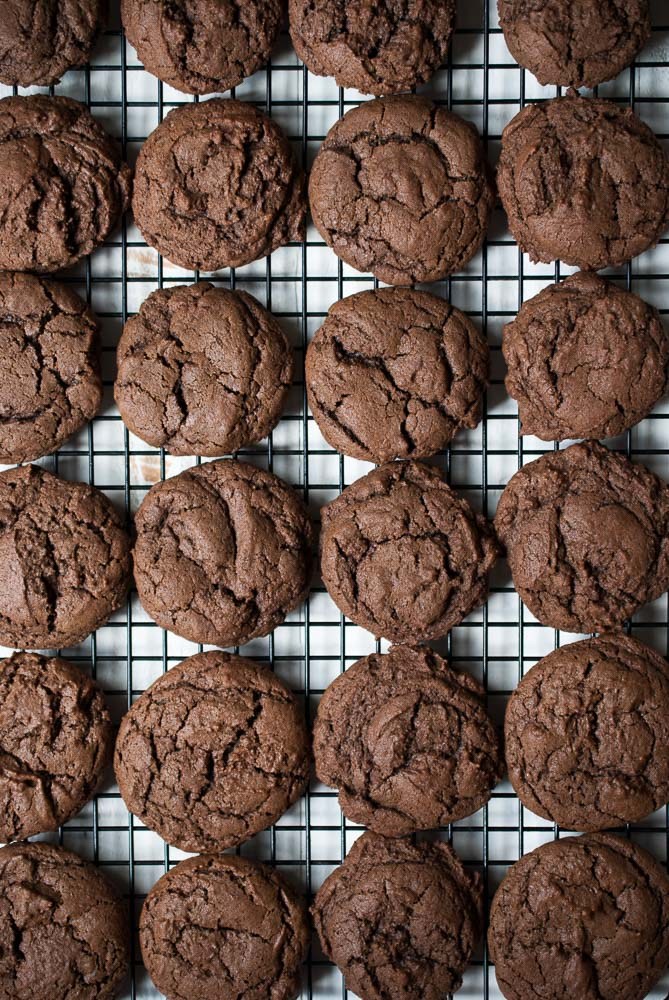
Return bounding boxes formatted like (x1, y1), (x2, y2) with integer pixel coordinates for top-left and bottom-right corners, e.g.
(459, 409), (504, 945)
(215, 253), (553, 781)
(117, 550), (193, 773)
(505, 634), (669, 831)
(0, 271), (103, 464)
(494, 441), (669, 633)
(0, 0), (106, 87)
(289, 0), (455, 95)
(121, 0), (282, 95)
(503, 272), (669, 442)
(0, 841), (128, 1000)
(115, 282), (293, 456)
(314, 644), (503, 836)
(0, 652), (113, 842)
(488, 833), (669, 1000)
(133, 99), (306, 272)
(306, 287), (489, 463)
(133, 459), (312, 647)
(498, 0), (651, 90)
(0, 464), (131, 649)
(115, 650), (310, 853)
(497, 95), (669, 271)
(0, 95), (131, 274)
(320, 460), (499, 642)
(313, 831), (483, 1000)
(140, 854), (309, 1000)
(308, 96), (494, 285)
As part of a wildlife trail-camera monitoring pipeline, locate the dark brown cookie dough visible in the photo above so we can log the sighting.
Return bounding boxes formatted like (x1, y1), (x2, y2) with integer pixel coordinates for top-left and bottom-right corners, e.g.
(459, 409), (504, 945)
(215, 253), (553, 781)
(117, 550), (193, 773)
(497, 94), (669, 271)
(494, 441), (669, 633)
(0, 95), (131, 274)
(320, 460), (499, 642)
(133, 99), (306, 272)
(503, 272), (669, 441)
(313, 832), (483, 1000)
(505, 634), (669, 831)
(308, 96), (494, 285)
(488, 833), (669, 1000)
(140, 853), (309, 1000)
(306, 287), (488, 463)
(289, 0), (455, 95)
(0, 841), (128, 1000)
(133, 459), (312, 647)
(121, 0), (282, 95)
(314, 645), (502, 836)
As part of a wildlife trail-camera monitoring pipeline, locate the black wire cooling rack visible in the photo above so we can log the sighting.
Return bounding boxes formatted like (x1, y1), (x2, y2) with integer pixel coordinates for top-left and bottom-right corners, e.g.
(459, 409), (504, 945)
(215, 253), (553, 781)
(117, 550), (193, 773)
(2, 0), (669, 997)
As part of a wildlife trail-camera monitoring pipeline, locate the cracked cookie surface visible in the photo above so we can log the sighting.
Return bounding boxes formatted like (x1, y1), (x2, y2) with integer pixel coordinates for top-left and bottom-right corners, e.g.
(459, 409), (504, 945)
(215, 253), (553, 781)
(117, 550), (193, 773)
(488, 833), (669, 1000)
(0, 841), (128, 1000)
(132, 99), (306, 272)
(494, 441), (669, 633)
(115, 282), (293, 456)
(505, 634), (669, 831)
(0, 95), (131, 273)
(497, 94), (669, 270)
(308, 96), (494, 285)
(306, 287), (488, 463)
(115, 650), (311, 852)
(503, 272), (669, 442)
(313, 644), (502, 836)
(320, 460), (499, 642)
(140, 853), (309, 1000)
(0, 0), (106, 86)
(313, 831), (483, 1000)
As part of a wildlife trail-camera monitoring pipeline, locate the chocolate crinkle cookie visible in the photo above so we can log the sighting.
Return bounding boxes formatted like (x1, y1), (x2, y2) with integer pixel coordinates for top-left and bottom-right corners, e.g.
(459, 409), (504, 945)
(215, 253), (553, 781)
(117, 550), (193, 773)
(133, 459), (312, 647)
(0, 464), (131, 649)
(503, 272), (669, 442)
(497, 94), (669, 271)
(115, 282), (293, 456)
(306, 287), (488, 464)
(115, 650), (310, 853)
(308, 96), (494, 285)
(132, 99), (306, 272)
(121, 0), (282, 95)
(494, 441), (669, 633)
(313, 832), (483, 1000)
(140, 854), (309, 1000)
(320, 460), (499, 643)
(0, 95), (131, 274)
(314, 645), (502, 836)
(0, 841), (128, 1000)
(289, 0), (455, 95)
(505, 634), (669, 831)
(488, 833), (669, 1000)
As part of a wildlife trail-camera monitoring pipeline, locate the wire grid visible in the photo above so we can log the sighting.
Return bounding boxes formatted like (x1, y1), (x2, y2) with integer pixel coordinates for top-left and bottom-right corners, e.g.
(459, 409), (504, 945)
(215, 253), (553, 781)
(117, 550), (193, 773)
(1, 0), (669, 997)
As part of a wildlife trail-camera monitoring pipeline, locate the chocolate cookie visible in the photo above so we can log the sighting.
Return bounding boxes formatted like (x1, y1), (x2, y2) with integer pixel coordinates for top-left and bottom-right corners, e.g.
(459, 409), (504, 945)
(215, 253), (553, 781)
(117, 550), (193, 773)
(0, 0), (106, 86)
(320, 460), (499, 642)
(121, 0), (282, 95)
(313, 832), (483, 1000)
(503, 272), (669, 441)
(133, 99), (306, 272)
(497, 94), (669, 271)
(505, 634), (669, 831)
(498, 0), (651, 90)
(115, 650), (310, 853)
(0, 95), (131, 274)
(308, 96), (494, 285)
(306, 287), (488, 463)
(494, 441), (669, 633)
(133, 459), (312, 647)
(314, 645), (502, 836)
(289, 0), (455, 95)
(488, 833), (669, 1000)
(0, 841), (128, 1000)
(140, 854), (309, 1000)
(0, 652), (113, 842)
